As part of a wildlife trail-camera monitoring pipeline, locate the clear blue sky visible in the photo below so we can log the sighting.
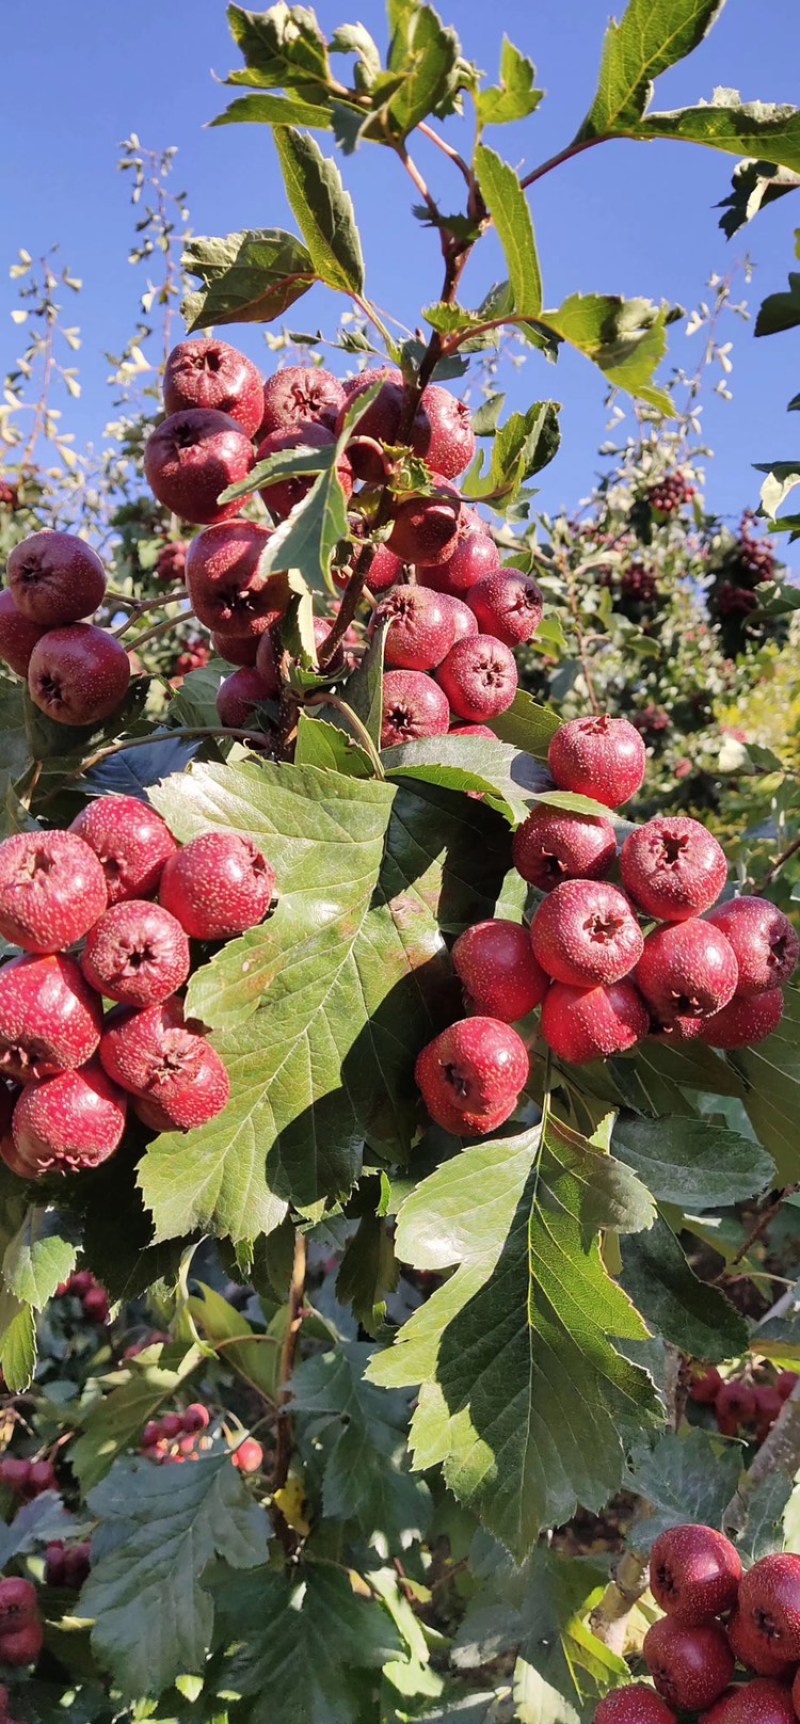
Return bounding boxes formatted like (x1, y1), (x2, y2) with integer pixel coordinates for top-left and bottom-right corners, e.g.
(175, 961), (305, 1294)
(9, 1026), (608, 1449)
(2, 0), (800, 557)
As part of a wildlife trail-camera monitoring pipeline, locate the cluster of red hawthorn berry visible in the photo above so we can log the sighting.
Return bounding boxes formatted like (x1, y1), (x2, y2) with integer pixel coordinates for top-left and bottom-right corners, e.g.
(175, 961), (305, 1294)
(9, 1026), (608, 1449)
(597, 1526), (800, 1724)
(414, 713), (798, 1136)
(0, 530), (131, 728)
(646, 472), (696, 516)
(0, 1580), (43, 1672)
(0, 799), (275, 1176)
(54, 1268), (109, 1324)
(690, 1365), (799, 1445)
(140, 1403), (263, 1473)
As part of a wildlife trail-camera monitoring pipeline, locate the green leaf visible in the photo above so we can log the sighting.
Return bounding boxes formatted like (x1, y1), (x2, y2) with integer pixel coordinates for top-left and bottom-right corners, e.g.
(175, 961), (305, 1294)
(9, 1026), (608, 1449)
(329, 22), (382, 86)
(292, 1342), (431, 1546)
(336, 1214), (399, 1335)
(462, 401), (561, 506)
(577, 0), (728, 138)
(142, 761), (508, 1243)
(250, 386), (380, 590)
(718, 160), (800, 239)
(728, 985), (800, 1182)
(369, 1116), (659, 1556)
(225, 3), (331, 93)
(0, 1289), (36, 1391)
(384, 733), (553, 827)
(474, 146), (542, 317)
(477, 38), (543, 128)
(486, 689), (562, 760)
(612, 1115), (775, 1210)
(70, 1344), (205, 1491)
(638, 95), (800, 174)
(225, 1564), (403, 1724)
(182, 229), (316, 332)
(212, 91), (332, 129)
(756, 271), (800, 338)
(539, 294), (674, 413)
(377, 3), (466, 142)
(620, 1215), (748, 1363)
(187, 1280), (281, 1402)
(294, 712), (373, 777)
(736, 1473), (793, 1563)
(625, 1428), (744, 1550)
(2, 1205), (79, 1310)
(0, 1493), (76, 1572)
(83, 1451), (269, 1699)
(273, 126), (364, 296)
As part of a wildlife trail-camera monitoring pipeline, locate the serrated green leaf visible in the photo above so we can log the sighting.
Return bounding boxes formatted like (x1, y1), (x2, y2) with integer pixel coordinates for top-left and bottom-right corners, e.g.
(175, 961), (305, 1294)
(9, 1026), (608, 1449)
(83, 1452), (269, 1699)
(182, 229), (316, 332)
(477, 38), (543, 128)
(384, 733), (552, 827)
(224, 1564), (403, 1724)
(273, 126), (364, 295)
(620, 1214), (748, 1363)
(212, 91), (332, 129)
(294, 712), (373, 776)
(718, 160), (800, 239)
(756, 270), (800, 338)
(249, 385), (379, 589)
(377, 3), (466, 142)
(612, 1115), (775, 1210)
(736, 1472), (792, 1562)
(486, 689), (562, 760)
(578, 0), (728, 138)
(625, 1428), (744, 1550)
(475, 145), (542, 317)
(187, 1280), (281, 1402)
(330, 22), (382, 86)
(0, 1492), (76, 1572)
(728, 984), (800, 1181)
(292, 1342), (431, 1545)
(336, 1213), (399, 1335)
(142, 761), (508, 1243)
(70, 1344), (205, 1491)
(539, 294), (673, 412)
(369, 1115), (659, 1556)
(2, 1206), (79, 1310)
(0, 1288), (36, 1391)
(638, 95), (800, 174)
(463, 401), (561, 506)
(225, 2), (331, 93)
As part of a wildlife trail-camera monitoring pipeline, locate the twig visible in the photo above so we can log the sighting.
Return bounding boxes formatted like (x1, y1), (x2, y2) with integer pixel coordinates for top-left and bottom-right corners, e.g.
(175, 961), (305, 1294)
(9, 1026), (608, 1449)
(273, 1231), (307, 1498)
(126, 610), (196, 654)
(756, 834), (800, 892)
(591, 1549), (650, 1654)
(723, 1378), (800, 1534)
(418, 122), (472, 188)
(715, 1185), (800, 1282)
(519, 134), (607, 191)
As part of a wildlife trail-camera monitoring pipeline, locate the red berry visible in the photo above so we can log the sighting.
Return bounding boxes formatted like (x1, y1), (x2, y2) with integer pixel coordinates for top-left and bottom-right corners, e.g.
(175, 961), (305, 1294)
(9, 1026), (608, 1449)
(439, 593), (479, 642)
(699, 987), (784, 1049)
(715, 1379), (757, 1436)
(160, 832), (275, 941)
(0, 955), (102, 1082)
(621, 817), (728, 923)
(0, 1616), (43, 1666)
(81, 901), (190, 1008)
(28, 624), (131, 727)
(0, 1577), (39, 1625)
(0, 831), (108, 954)
(65, 1270), (93, 1295)
(82, 1285), (109, 1323)
(0, 1459), (30, 1495)
(259, 365), (344, 438)
(71, 795), (177, 905)
(777, 1372), (798, 1401)
(63, 1543), (91, 1590)
(0, 590), (47, 678)
(131, 1091), (182, 1134)
(12, 1065), (127, 1176)
(594, 1687), (676, 1724)
(232, 1436), (263, 1473)
(144, 409), (254, 526)
(163, 338), (264, 438)
(100, 998), (230, 1131)
(728, 1607), (794, 1677)
(256, 422), (353, 522)
(141, 1420), (161, 1449)
(181, 1403), (210, 1434)
(380, 670), (450, 748)
(216, 666), (274, 730)
(530, 880), (644, 987)
(185, 520), (286, 639)
(635, 920), (739, 1030)
(738, 1554), (800, 1662)
(643, 1617), (734, 1711)
(155, 541), (188, 585)
(373, 585), (456, 671)
(415, 1016), (529, 1136)
(26, 1459), (56, 1495)
(417, 384), (476, 480)
(418, 506), (499, 596)
(449, 723), (495, 738)
(689, 1366), (723, 1405)
(512, 807), (617, 893)
(649, 1524), (742, 1623)
(6, 530), (106, 627)
(754, 1385), (783, 1442)
(388, 483), (461, 566)
(436, 634), (518, 722)
(160, 1413), (183, 1440)
(45, 1541), (67, 1588)
(704, 1678), (796, 1724)
(212, 631), (259, 666)
(706, 898), (799, 998)
(540, 979), (649, 1063)
(467, 569), (544, 647)
(452, 920), (548, 1022)
(548, 716), (646, 809)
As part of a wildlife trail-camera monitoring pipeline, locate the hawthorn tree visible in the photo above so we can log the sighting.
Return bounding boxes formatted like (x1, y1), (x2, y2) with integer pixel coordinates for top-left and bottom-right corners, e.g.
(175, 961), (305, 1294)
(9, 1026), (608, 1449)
(2, 4), (800, 1722)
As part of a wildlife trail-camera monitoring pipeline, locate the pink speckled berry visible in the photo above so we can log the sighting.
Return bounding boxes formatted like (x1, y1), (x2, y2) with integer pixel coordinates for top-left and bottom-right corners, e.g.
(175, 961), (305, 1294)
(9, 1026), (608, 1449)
(548, 715), (646, 809)
(144, 409), (254, 526)
(0, 590), (47, 677)
(467, 569), (544, 647)
(635, 919), (738, 1030)
(530, 879), (643, 987)
(380, 670), (450, 748)
(216, 666), (275, 730)
(436, 634), (518, 722)
(452, 920), (547, 1022)
(163, 338), (264, 438)
(99, 998), (230, 1131)
(388, 483), (461, 566)
(28, 624), (131, 727)
(415, 1016), (529, 1136)
(594, 1687), (676, 1724)
(621, 817), (728, 922)
(7, 530), (106, 626)
(159, 832), (275, 941)
(185, 520), (286, 639)
(418, 506), (499, 595)
(0, 831), (108, 953)
(699, 986), (785, 1049)
(540, 980), (649, 1064)
(12, 1065), (127, 1175)
(71, 795), (177, 905)
(738, 1553), (800, 1663)
(512, 807), (617, 893)
(81, 901), (190, 1008)
(0, 954), (102, 1082)
(706, 897), (799, 997)
(649, 1524), (741, 1624)
(259, 365), (344, 438)
(643, 1618), (734, 1712)
(373, 585), (456, 671)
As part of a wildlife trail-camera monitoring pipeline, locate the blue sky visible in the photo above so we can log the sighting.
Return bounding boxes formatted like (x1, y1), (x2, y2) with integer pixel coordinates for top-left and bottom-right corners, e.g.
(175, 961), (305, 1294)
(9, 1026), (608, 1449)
(2, 0), (800, 555)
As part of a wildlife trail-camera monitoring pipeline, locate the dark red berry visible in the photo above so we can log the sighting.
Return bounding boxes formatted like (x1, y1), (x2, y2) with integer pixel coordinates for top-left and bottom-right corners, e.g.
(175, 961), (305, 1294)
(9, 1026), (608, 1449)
(706, 898), (799, 998)
(380, 670), (450, 748)
(100, 998), (230, 1131)
(467, 569), (544, 647)
(144, 409), (255, 526)
(636, 920), (739, 1031)
(12, 1065), (127, 1176)
(452, 920), (548, 1022)
(0, 590), (47, 678)
(649, 1524), (741, 1623)
(513, 807), (617, 893)
(71, 795), (177, 905)
(6, 530), (106, 627)
(530, 880), (643, 988)
(159, 832), (275, 941)
(643, 1617), (734, 1711)
(548, 716), (646, 809)
(540, 979), (649, 1064)
(0, 831), (108, 954)
(81, 901), (190, 1008)
(259, 365), (344, 438)
(621, 817), (728, 923)
(415, 1016), (529, 1136)
(28, 624), (131, 727)
(163, 338), (264, 438)
(0, 954), (102, 1083)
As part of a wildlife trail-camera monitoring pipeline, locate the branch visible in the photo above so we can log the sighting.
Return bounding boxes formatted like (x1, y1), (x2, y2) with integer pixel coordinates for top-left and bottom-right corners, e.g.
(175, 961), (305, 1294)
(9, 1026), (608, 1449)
(715, 1184), (800, 1281)
(756, 833), (800, 892)
(418, 121), (472, 189)
(519, 133), (608, 191)
(317, 543), (375, 670)
(273, 1229), (307, 1497)
(723, 1377), (800, 1534)
(591, 1548), (650, 1654)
